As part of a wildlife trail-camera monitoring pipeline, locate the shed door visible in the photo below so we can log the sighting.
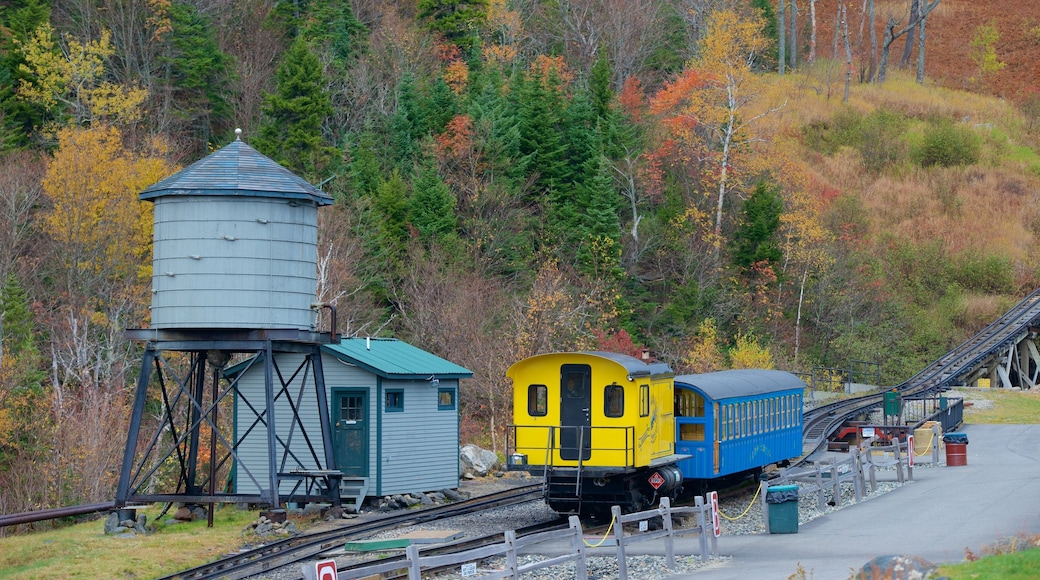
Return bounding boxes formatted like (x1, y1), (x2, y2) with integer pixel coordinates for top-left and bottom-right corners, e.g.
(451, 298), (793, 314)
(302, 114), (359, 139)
(333, 390), (368, 477)
(560, 364), (592, 461)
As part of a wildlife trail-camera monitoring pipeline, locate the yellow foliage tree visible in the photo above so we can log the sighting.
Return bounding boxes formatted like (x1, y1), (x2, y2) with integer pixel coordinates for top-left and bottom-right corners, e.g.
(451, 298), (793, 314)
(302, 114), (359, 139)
(17, 24), (148, 127)
(683, 318), (724, 373)
(43, 126), (173, 310)
(728, 332), (774, 369)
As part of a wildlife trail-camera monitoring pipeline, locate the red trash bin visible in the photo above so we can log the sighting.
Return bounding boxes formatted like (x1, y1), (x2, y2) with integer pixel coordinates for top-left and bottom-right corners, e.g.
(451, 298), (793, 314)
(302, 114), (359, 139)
(943, 433), (968, 466)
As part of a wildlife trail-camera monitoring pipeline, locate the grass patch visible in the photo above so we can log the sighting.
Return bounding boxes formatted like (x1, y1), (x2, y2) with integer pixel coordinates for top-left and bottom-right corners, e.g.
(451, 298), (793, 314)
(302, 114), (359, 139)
(0, 504), (310, 579)
(961, 388), (1040, 424)
(937, 535), (1040, 579)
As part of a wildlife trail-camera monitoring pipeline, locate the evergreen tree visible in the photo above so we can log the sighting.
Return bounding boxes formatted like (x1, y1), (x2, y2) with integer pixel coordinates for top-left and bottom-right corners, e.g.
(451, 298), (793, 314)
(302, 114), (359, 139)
(389, 72), (427, 171)
(298, 0), (367, 65)
(409, 158), (458, 244)
(0, 0), (49, 150)
(416, 0), (489, 52)
(575, 155), (623, 279)
(731, 180), (784, 272)
(423, 76), (459, 135)
(161, 2), (235, 151)
(513, 69), (568, 199)
(349, 130), (385, 198)
(253, 37), (335, 181)
(589, 53), (613, 120)
(374, 169), (411, 251)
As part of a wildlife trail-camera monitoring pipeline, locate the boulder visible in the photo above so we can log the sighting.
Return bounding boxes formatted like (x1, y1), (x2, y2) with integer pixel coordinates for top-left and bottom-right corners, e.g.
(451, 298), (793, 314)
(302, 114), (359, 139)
(460, 444), (500, 477)
(856, 555), (937, 580)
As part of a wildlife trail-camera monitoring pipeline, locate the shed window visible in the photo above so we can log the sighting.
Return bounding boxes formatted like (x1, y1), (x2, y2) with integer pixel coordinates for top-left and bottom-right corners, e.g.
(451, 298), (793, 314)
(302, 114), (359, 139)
(528, 384), (548, 416)
(438, 388), (456, 410)
(604, 384), (624, 417)
(385, 389), (404, 412)
(639, 384), (650, 417)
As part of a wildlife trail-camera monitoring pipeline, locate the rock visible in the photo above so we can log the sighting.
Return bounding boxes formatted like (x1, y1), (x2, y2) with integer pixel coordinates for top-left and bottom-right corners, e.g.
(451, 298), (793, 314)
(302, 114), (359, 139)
(173, 507), (193, 521)
(442, 488), (467, 501)
(460, 444), (500, 477)
(103, 512), (121, 534)
(856, 555), (937, 580)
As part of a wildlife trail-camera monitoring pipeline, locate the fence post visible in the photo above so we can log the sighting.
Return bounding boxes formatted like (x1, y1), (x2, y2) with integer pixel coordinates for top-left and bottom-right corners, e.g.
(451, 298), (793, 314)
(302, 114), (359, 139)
(695, 495), (709, 557)
(505, 529), (518, 579)
(852, 449), (864, 502)
(659, 497), (675, 569)
(758, 479), (769, 529)
(813, 463), (826, 510)
(932, 424), (940, 463)
(611, 505), (628, 580)
(894, 439), (905, 483)
(407, 543), (422, 580)
(568, 515), (588, 580)
(828, 462), (841, 507)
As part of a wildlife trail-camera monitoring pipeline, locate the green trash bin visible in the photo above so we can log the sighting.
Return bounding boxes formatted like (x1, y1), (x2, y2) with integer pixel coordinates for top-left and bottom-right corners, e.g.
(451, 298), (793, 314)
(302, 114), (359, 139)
(766, 485), (799, 534)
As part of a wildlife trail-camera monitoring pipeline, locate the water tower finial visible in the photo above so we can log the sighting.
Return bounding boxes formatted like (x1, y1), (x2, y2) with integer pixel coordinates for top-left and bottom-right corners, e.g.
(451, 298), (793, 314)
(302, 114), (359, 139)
(234, 128), (242, 140)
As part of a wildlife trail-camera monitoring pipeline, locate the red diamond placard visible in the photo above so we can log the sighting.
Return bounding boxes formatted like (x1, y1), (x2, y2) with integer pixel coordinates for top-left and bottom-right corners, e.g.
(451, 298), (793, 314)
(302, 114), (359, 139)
(648, 471), (665, 489)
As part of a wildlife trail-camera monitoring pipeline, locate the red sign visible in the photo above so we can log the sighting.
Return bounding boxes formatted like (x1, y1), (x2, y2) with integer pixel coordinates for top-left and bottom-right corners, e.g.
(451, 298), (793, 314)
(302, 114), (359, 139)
(708, 490), (721, 537)
(907, 435), (915, 467)
(315, 559), (337, 580)
(648, 471), (665, 489)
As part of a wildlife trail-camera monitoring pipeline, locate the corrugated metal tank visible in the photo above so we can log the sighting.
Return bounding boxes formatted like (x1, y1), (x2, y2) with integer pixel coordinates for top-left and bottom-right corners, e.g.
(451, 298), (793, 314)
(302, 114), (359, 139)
(140, 133), (333, 330)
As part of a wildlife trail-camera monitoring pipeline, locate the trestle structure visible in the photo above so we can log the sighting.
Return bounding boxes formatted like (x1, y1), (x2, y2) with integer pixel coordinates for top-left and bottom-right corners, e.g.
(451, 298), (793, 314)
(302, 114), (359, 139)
(115, 328), (337, 509)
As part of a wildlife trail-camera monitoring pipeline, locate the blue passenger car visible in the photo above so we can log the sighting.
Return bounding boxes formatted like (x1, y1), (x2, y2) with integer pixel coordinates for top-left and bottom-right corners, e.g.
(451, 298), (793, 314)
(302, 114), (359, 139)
(673, 370), (805, 484)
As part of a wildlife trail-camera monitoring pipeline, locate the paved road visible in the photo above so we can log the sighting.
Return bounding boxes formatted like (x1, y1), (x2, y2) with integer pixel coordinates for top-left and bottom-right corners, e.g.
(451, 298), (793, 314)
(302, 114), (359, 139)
(658, 424), (1040, 579)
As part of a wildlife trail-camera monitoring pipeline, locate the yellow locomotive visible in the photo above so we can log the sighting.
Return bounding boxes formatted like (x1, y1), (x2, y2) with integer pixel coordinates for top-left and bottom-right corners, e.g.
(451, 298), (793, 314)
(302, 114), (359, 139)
(506, 351), (688, 515)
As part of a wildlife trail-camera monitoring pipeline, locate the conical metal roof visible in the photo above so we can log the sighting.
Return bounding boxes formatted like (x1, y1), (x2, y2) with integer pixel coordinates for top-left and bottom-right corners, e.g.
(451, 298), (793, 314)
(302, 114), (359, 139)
(140, 131), (333, 205)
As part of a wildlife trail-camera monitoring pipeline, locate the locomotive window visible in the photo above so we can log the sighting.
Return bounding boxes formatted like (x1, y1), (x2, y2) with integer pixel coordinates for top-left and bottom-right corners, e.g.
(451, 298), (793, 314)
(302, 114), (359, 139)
(604, 384), (624, 417)
(385, 389), (404, 412)
(528, 384), (548, 416)
(639, 385), (650, 417)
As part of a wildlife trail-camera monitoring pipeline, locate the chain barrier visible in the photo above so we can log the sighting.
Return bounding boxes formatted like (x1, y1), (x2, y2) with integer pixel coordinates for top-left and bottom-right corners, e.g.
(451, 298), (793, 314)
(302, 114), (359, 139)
(583, 514), (617, 547)
(718, 482), (763, 521)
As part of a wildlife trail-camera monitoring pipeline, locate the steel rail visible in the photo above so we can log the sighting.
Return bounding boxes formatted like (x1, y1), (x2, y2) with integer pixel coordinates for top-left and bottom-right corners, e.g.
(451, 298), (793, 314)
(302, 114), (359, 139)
(799, 286), (1040, 462)
(327, 518), (571, 580)
(161, 484), (545, 580)
(0, 501), (117, 528)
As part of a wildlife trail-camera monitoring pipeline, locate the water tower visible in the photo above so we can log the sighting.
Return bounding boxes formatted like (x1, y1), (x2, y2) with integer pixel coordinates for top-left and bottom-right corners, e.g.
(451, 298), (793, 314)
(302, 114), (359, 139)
(116, 132), (341, 513)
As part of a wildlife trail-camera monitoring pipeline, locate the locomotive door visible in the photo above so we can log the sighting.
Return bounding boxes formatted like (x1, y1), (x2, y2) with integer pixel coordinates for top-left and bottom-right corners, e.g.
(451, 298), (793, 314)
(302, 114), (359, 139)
(332, 389), (368, 477)
(559, 364), (592, 461)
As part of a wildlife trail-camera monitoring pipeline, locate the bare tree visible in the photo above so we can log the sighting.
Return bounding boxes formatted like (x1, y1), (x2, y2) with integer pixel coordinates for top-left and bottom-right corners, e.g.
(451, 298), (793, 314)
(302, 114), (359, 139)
(551, 0), (666, 87)
(808, 0), (818, 63)
(878, 0), (941, 84)
(899, 0), (920, 68)
(0, 153), (44, 283)
(788, 0), (798, 69)
(841, 2), (852, 103)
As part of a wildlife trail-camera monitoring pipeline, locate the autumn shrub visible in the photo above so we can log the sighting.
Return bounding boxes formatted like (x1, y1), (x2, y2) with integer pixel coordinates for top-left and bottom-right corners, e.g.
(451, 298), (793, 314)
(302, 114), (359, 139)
(948, 253), (1015, 294)
(801, 108), (909, 173)
(912, 118), (981, 167)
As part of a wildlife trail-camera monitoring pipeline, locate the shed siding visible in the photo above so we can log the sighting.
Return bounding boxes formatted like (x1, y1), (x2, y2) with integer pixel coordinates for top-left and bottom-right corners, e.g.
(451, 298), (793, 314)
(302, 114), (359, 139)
(234, 352), (459, 499)
(377, 380), (459, 495)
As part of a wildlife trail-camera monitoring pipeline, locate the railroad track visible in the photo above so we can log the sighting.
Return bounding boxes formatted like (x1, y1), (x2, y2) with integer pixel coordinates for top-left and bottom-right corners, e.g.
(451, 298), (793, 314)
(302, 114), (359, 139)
(800, 285), (1040, 461)
(161, 484), (545, 580)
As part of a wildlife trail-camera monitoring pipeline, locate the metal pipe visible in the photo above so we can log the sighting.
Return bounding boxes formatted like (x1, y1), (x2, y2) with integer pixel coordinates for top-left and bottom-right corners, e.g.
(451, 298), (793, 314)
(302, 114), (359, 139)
(0, 502), (116, 528)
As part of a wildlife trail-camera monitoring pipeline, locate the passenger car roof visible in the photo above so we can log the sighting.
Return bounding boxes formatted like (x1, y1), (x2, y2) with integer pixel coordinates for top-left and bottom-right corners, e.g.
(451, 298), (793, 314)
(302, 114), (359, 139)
(675, 369), (806, 400)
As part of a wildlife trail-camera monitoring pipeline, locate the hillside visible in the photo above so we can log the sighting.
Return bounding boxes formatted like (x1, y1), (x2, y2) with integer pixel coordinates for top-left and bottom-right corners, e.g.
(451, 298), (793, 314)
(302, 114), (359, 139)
(1, 0), (1039, 516)
(815, 0), (1040, 101)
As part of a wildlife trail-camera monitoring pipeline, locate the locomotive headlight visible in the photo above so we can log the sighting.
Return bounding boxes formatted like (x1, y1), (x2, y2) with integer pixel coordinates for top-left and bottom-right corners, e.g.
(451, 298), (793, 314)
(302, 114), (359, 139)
(509, 453), (527, 467)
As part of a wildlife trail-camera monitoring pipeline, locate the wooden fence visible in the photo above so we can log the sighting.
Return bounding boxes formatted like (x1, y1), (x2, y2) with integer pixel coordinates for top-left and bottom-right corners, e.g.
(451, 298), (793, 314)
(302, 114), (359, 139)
(332, 495), (718, 580)
(773, 435), (921, 512)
